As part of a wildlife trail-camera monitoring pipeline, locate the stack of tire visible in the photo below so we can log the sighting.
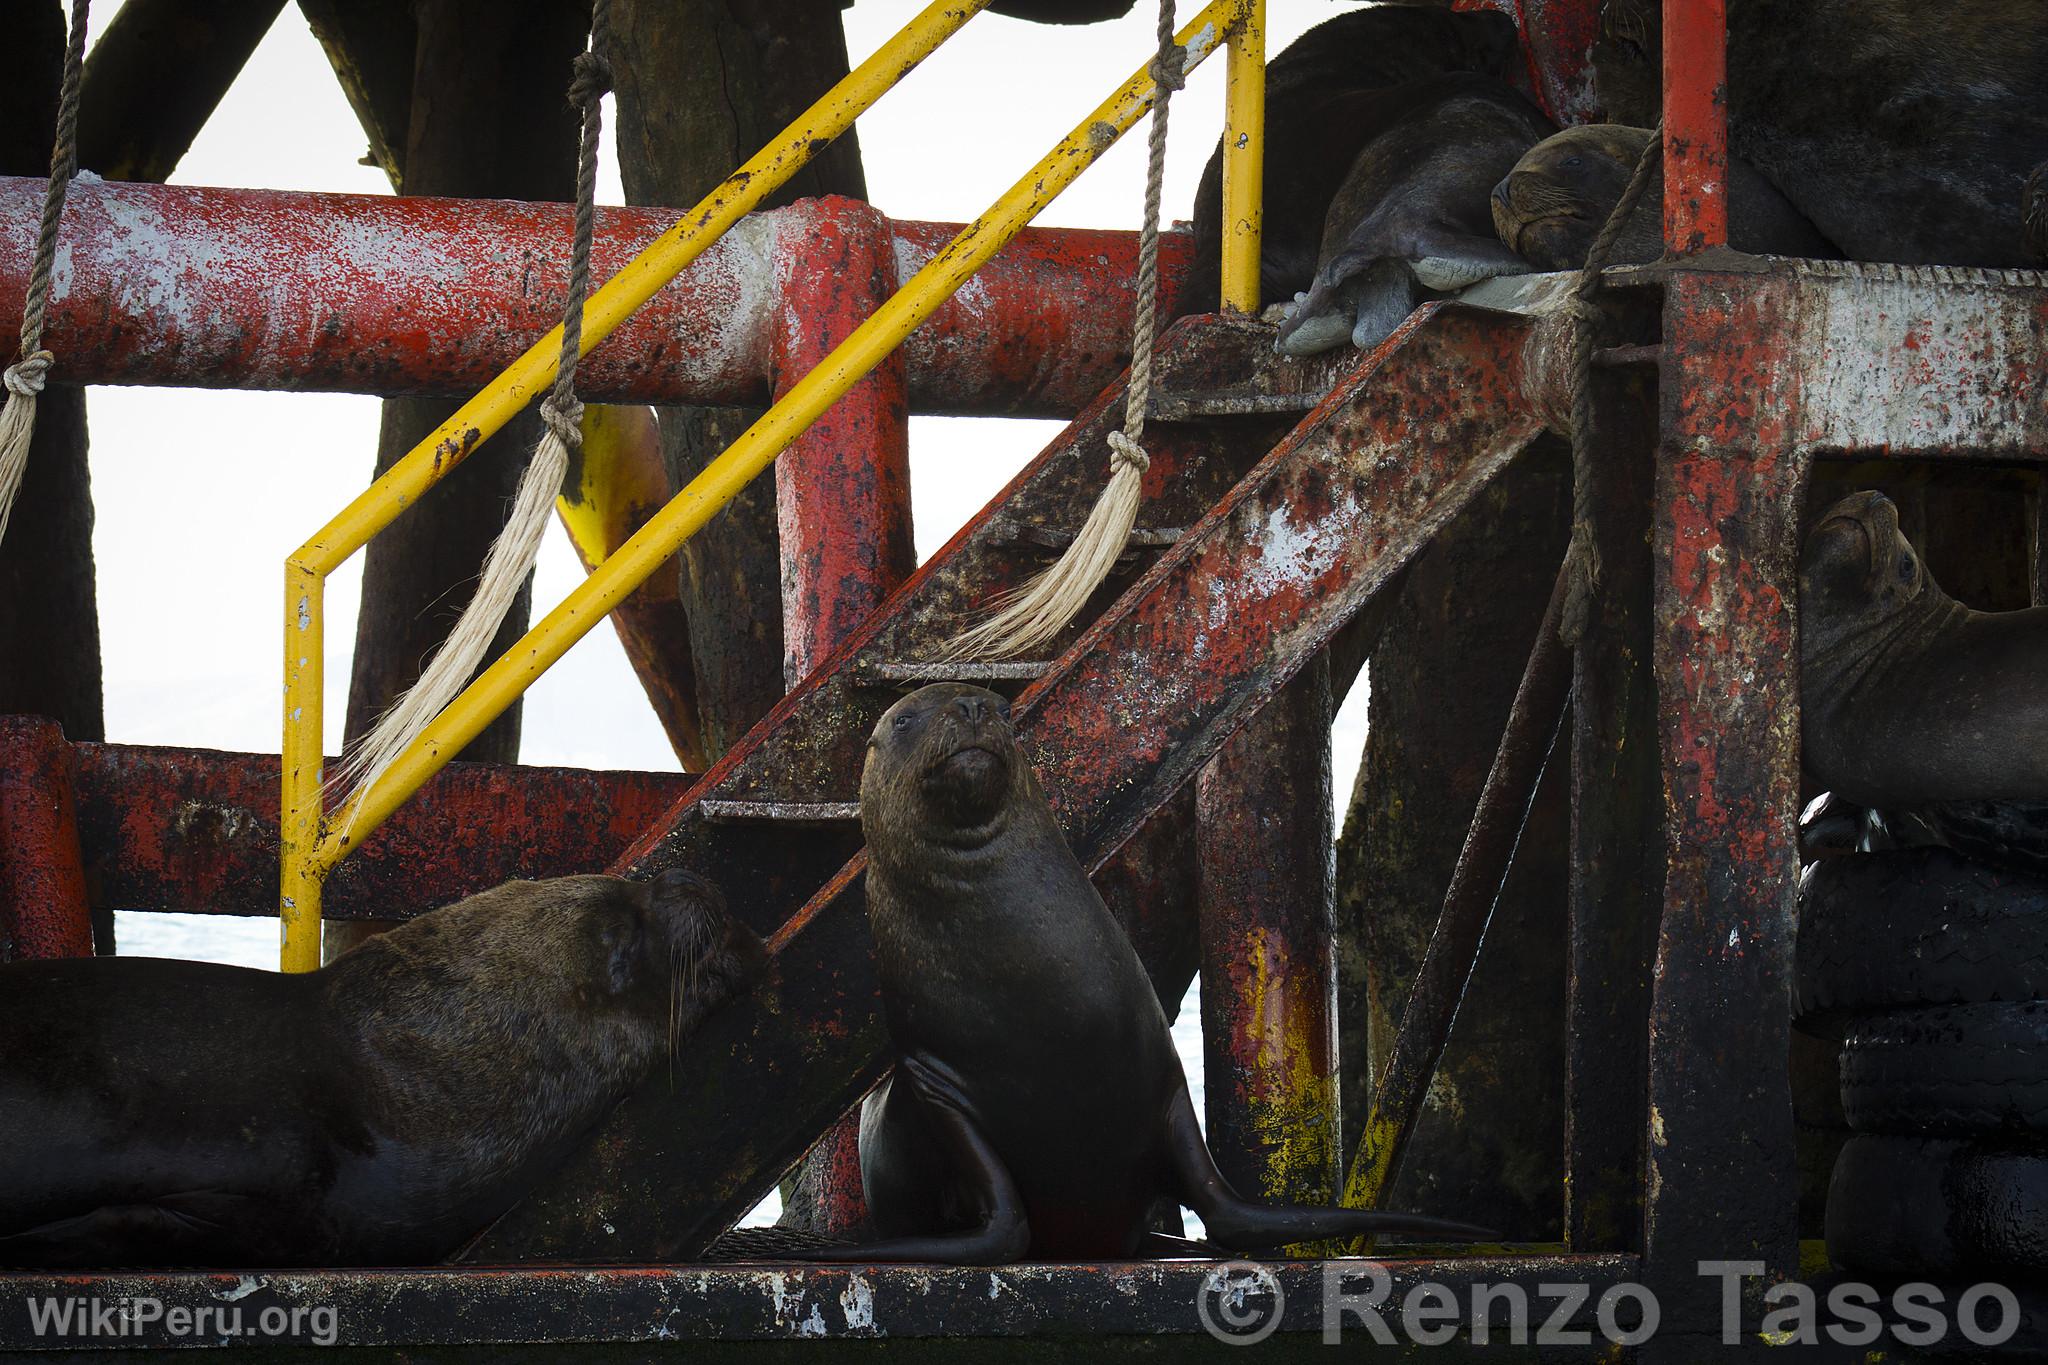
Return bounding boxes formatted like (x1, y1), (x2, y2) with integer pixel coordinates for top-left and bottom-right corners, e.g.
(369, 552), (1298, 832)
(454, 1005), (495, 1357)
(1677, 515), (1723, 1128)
(1797, 845), (2048, 1312)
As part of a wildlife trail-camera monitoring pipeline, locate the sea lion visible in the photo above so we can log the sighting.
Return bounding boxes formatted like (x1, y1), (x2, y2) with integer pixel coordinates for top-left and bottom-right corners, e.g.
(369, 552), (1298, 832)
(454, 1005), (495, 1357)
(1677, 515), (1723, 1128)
(986, 0), (1134, 21)
(1177, 6), (1525, 316)
(790, 683), (1482, 1262)
(1801, 490), (2048, 808)
(1591, 1), (2048, 268)
(1491, 124), (1837, 271)
(0, 871), (764, 1268)
(1275, 74), (1553, 356)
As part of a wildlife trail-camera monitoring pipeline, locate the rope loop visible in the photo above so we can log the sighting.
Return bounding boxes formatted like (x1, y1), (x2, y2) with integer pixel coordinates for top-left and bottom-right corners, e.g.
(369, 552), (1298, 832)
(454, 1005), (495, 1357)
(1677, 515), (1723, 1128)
(1106, 429), (1150, 477)
(3, 352), (53, 398)
(567, 50), (613, 107)
(539, 395), (585, 450)
(1150, 42), (1187, 94)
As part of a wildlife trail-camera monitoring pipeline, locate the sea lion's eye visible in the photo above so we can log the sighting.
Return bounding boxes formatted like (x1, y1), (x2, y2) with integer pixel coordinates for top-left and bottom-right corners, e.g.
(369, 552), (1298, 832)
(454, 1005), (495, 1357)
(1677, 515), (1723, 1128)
(1897, 553), (1916, 584)
(1562, 155), (1584, 169)
(892, 713), (916, 733)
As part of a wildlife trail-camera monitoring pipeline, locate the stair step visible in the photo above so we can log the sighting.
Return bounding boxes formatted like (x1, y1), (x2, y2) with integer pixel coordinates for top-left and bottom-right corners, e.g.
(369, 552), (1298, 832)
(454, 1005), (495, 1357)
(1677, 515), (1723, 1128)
(697, 799), (860, 824)
(990, 519), (1184, 553)
(1149, 386), (1329, 419)
(857, 660), (1051, 686)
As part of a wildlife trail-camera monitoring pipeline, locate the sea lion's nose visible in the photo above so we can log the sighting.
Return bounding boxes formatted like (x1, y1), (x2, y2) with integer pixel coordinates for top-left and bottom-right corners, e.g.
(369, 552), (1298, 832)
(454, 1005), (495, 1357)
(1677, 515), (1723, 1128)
(1491, 176), (1514, 212)
(954, 695), (989, 726)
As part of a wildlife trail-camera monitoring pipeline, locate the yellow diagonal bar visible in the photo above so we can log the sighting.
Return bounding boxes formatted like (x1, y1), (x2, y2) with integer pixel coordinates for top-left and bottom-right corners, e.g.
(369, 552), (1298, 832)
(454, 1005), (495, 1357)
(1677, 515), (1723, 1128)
(281, 0), (993, 971)
(308, 0), (1250, 878)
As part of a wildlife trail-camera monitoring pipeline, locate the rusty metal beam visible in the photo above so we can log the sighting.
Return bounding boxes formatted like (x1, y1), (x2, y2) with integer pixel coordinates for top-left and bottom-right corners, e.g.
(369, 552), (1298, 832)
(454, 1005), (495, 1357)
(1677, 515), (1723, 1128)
(0, 716), (93, 962)
(1454, 0), (1605, 125)
(0, 177), (1189, 419)
(472, 307), (1545, 1261)
(770, 195), (914, 1236)
(66, 742), (689, 923)
(1659, 0), (1726, 253)
(1565, 316), (1661, 1255)
(1198, 659), (1340, 1223)
(0, 1254), (1633, 1350)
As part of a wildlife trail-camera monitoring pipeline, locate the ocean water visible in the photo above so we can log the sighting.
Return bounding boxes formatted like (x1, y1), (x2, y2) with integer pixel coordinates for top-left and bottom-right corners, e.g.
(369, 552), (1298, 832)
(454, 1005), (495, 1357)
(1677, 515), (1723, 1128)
(112, 912), (1209, 1236)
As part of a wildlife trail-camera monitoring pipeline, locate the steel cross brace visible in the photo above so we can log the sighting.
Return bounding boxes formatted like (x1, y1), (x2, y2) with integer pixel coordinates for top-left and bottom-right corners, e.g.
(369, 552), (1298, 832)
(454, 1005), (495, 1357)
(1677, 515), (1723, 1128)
(471, 305), (1547, 1260)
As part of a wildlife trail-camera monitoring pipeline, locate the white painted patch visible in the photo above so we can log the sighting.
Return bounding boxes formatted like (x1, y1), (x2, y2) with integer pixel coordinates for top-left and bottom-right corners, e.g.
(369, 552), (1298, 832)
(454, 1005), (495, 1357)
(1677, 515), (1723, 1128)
(839, 1273), (879, 1333)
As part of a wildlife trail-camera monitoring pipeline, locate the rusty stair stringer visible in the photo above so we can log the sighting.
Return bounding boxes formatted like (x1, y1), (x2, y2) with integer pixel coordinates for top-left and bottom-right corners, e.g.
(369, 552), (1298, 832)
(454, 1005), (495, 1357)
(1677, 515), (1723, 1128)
(467, 304), (1545, 1262)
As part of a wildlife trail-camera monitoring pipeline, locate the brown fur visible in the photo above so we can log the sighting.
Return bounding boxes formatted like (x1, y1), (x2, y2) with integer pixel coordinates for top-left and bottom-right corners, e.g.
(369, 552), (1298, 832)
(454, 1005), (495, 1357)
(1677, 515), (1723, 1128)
(1492, 123), (1837, 270)
(1593, 0), (2048, 266)
(1802, 491), (2048, 807)
(0, 872), (764, 1267)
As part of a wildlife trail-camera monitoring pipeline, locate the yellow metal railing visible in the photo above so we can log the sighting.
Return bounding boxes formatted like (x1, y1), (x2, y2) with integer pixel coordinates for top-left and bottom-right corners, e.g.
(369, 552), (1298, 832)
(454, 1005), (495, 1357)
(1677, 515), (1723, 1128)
(281, 0), (1266, 971)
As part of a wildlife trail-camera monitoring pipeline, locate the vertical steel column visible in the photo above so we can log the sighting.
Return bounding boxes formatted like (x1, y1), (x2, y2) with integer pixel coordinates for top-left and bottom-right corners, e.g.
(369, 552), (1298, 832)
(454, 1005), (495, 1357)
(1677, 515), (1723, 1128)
(770, 196), (914, 1237)
(1661, 0), (1729, 254)
(0, 717), (94, 962)
(1642, 269), (1802, 1350)
(1565, 342), (1661, 1253)
(773, 196), (915, 685)
(1197, 658), (1340, 1221)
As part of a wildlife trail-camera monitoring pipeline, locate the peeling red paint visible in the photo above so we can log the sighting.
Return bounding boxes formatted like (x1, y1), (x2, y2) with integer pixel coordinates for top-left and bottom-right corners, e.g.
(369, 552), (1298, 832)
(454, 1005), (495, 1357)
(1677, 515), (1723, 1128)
(0, 177), (1190, 418)
(0, 717), (94, 962)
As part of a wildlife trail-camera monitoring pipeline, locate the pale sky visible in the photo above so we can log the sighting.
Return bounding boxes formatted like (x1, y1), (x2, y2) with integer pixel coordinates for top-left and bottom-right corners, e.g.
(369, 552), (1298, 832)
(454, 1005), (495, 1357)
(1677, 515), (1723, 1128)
(65, 0), (1377, 1235)
(66, 0), (1371, 966)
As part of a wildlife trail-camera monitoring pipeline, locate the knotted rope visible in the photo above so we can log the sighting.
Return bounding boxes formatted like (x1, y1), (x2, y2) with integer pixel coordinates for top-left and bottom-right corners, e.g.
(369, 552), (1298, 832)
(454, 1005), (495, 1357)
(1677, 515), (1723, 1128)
(0, 0), (90, 550)
(1559, 118), (1662, 648)
(951, 0), (1182, 659)
(339, 0), (613, 811)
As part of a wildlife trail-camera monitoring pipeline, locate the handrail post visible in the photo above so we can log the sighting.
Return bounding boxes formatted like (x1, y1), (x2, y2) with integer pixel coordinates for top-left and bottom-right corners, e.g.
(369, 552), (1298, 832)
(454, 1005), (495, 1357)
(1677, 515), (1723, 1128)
(276, 0), (993, 970)
(280, 558), (325, 971)
(1219, 0), (1265, 312)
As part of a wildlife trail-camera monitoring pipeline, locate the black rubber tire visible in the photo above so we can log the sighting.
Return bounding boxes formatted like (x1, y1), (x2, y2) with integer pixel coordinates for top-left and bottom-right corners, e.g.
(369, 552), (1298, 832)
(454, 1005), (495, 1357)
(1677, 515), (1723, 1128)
(1842, 1003), (2048, 1136)
(1826, 1133), (2048, 1280)
(1796, 849), (2048, 1036)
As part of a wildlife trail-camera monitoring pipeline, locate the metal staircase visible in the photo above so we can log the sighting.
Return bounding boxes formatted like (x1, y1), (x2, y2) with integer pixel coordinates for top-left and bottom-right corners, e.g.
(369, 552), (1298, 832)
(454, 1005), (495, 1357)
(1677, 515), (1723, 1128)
(460, 301), (1547, 1259)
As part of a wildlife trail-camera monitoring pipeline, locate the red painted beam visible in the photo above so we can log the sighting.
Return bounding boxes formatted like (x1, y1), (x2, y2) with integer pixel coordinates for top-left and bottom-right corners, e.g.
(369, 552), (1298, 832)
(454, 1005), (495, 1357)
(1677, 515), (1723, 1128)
(774, 197), (914, 687)
(0, 177), (1189, 419)
(67, 741), (692, 922)
(1453, 0), (1606, 125)
(0, 717), (95, 962)
(769, 196), (914, 1236)
(1661, 0), (1728, 253)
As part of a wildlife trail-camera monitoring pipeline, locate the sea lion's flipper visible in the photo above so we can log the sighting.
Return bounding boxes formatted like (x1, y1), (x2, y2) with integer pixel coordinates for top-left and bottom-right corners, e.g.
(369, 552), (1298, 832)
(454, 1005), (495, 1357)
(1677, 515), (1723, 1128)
(0, 1196), (231, 1269)
(782, 1053), (1030, 1266)
(1159, 1084), (1492, 1250)
(1406, 233), (1532, 292)
(1276, 254), (1418, 358)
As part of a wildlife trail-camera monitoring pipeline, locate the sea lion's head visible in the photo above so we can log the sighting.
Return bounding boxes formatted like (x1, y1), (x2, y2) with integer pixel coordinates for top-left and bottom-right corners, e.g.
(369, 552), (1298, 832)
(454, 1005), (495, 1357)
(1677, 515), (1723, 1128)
(862, 683), (1023, 860)
(1800, 490), (1944, 664)
(1491, 124), (1655, 270)
(346, 871), (767, 1079)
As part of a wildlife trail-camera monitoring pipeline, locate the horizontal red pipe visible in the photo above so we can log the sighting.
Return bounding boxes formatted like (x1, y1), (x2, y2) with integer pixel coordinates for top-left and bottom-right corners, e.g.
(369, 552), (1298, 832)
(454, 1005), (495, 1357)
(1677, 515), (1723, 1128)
(69, 740), (692, 922)
(0, 177), (1190, 419)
